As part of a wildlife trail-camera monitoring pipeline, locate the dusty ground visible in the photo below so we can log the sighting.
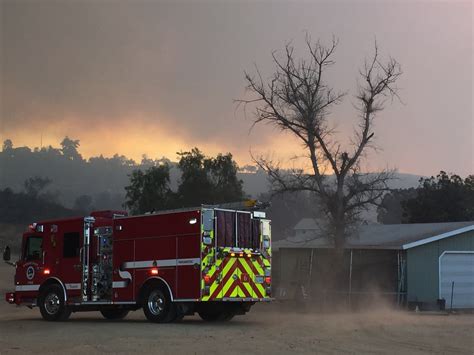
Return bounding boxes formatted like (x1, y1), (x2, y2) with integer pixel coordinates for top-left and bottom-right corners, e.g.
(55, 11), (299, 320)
(1, 264), (473, 354)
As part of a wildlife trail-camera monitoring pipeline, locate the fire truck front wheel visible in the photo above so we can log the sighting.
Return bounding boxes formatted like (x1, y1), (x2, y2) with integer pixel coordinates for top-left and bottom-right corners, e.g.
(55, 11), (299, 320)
(142, 285), (176, 323)
(38, 284), (71, 321)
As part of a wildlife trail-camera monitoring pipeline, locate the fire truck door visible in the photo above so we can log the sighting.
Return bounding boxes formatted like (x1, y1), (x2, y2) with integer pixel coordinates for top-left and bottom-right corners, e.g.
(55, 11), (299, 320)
(16, 234), (47, 293)
(113, 239), (134, 302)
(176, 235), (200, 299)
(58, 230), (83, 300)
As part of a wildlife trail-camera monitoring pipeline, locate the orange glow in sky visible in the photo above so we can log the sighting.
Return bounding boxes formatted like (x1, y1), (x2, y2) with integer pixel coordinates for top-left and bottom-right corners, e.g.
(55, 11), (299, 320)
(1, 113), (310, 168)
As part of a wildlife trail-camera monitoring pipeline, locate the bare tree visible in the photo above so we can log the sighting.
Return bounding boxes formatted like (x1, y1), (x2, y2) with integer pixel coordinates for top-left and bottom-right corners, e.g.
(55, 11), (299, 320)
(238, 36), (402, 249)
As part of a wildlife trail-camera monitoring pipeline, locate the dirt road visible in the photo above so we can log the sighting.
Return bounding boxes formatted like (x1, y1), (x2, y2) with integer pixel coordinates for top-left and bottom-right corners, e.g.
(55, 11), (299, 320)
(1, 302), (473, 354)
(1, 265), (473, 354)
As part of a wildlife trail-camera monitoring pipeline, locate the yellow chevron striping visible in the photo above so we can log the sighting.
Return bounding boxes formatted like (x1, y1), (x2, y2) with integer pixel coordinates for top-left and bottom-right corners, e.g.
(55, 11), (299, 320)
(222, 276), (234, 297)
(243, 259), (267, 298)
(220, 258), (238, 298)
(252, 259), (265, 275)
(222, 256), (236, 275)
(230, 284), (239, 298)
(203, 257), (235, 301)
(201, 252), (271, 300)
(241, 281), (253, 297)
(237, 261), (254, 297)
(239, 258), (253, 275)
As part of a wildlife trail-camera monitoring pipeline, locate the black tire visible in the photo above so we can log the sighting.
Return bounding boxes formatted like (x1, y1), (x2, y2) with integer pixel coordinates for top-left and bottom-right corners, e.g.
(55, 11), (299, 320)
(198, 310), (235, 322)
(100, 308), (129, 320)
(142, 285), (176, 323)
(38, 284), (71, 321)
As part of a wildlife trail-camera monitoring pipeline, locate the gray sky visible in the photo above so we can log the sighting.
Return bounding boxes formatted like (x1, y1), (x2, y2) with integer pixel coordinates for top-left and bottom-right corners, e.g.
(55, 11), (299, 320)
(1, 0), (472, 176)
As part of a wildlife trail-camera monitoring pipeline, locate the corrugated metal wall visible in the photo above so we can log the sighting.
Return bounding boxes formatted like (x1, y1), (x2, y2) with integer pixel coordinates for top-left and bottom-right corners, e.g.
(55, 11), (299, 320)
(407, 230), (474, 305)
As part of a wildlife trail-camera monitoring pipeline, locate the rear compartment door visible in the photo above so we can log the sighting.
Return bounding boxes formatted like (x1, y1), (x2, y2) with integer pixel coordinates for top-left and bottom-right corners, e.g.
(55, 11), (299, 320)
(176, 235), (201, 299)
(112, 239), (134, 302)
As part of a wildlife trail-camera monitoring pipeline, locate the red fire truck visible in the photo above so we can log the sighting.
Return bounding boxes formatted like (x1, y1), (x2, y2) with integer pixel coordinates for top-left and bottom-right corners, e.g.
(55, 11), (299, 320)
(3, 207), (272, 322)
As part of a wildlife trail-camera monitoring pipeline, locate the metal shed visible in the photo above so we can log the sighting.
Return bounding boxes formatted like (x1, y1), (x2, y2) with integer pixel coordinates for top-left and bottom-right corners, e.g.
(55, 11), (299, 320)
(402, 225), (474, 309)
(272, 220), (474, 309)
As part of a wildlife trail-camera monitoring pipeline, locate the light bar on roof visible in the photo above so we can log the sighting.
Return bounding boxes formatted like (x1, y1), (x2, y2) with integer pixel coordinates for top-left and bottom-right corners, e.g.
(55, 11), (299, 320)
(253, 211), (266, 218)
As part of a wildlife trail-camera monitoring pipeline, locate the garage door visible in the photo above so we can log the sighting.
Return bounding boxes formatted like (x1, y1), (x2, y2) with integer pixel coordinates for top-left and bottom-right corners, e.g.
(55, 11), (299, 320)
(439, 252), (474, 309)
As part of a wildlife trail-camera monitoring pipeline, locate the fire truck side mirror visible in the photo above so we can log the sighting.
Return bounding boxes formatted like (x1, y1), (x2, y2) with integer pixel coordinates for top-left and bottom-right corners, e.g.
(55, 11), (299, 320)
(3, 246), (11, 262)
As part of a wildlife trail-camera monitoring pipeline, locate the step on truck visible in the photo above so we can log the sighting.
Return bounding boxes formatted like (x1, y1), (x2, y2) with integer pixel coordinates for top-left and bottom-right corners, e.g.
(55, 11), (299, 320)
(3, 207), (272, 322)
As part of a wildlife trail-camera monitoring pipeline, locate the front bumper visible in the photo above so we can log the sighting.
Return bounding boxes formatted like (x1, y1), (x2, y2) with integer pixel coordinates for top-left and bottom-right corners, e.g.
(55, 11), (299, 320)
(5, 292), (16, 304)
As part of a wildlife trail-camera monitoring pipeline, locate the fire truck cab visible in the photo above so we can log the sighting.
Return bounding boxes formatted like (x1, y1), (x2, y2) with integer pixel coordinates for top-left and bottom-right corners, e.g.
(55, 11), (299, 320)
(3, 207), (272, 322)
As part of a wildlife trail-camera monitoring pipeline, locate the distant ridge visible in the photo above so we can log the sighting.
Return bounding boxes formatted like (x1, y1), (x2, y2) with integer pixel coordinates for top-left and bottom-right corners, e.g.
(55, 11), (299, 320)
(0, 146), (424, 209)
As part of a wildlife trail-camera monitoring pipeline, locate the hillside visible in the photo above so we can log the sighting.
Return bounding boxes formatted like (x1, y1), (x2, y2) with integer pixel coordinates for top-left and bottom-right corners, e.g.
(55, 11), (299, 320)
(0, 142), (423, 218)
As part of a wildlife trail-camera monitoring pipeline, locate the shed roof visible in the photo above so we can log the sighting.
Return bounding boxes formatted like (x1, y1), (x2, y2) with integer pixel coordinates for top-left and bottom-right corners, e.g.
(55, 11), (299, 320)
(272, 220), (474, 250)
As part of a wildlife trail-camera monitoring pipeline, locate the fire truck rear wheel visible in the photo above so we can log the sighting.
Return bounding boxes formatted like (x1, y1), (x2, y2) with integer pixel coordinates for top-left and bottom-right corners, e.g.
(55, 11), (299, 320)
(142, 286), (176, 323)
(100, 308), (129, 320)
(38, 284), (71, 321)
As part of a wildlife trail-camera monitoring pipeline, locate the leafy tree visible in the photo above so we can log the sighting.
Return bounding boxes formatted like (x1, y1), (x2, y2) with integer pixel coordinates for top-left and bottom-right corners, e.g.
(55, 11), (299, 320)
(60, 136), (82, 161)
(238, 36), (401, 249)
(141, 154), (172, 168)
(377, 188), (417, 224)
(24, 176), (52, 198)
(124, 165), (174, 214)
(124, 148), (245, 213)
(177, 148), (214, 207)
(402, 171), (474, 223)
(177, 148), (245, 207)
(2, 139), (13, 152)
(205, 153), (244, 204)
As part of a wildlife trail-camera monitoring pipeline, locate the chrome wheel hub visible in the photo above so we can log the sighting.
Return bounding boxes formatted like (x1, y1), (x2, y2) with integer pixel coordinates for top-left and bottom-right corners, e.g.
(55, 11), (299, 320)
(44, 293), (60, 315)
(148, 291), (165, 316)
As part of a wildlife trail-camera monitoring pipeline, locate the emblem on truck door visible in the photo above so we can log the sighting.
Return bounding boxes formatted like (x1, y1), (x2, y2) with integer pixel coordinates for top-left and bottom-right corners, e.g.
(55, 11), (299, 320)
(26, 266), (35, 280)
